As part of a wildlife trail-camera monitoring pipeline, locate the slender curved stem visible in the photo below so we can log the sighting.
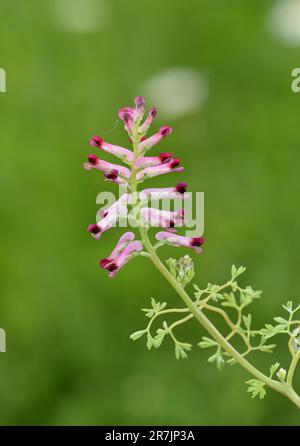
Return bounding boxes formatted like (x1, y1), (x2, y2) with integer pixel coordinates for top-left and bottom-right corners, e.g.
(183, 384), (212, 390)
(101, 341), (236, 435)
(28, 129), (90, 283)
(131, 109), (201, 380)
(146, 308), (190, 333)
(169, 314), (194, 331)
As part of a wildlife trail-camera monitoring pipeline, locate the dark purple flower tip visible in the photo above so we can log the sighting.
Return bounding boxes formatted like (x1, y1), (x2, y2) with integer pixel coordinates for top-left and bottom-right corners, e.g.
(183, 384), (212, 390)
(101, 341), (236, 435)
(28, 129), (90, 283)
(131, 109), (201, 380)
(169, 220), (175, 228)
(159, 152), (173, 163)
(191, 237), (205, 247)
(87, 224), (101, 235)
(106, 262), (118, 272)
(175, 182), (188, 194)
(123, 113), (132, 123)
(170, 158), (181, 168)
(104, 169), (119, 180)
(179, 209), (185, 217)
(87, 154), (99, 165)
(149, 107), (157, 117)
(99, 258), (112, 269)
(90, 136), (103, 148)
(159, 126), (172, 137)
(99, 258), (118, 272)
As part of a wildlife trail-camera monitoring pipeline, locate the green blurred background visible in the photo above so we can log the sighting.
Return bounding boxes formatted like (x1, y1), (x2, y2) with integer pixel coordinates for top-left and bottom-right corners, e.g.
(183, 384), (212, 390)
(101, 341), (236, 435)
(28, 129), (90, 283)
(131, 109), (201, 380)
(1, 0), (300, 425)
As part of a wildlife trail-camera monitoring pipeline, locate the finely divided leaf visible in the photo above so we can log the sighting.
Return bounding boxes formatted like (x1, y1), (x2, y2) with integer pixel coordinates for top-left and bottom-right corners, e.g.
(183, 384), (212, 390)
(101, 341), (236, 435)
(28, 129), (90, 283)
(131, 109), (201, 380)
(246, 379), (266, 399)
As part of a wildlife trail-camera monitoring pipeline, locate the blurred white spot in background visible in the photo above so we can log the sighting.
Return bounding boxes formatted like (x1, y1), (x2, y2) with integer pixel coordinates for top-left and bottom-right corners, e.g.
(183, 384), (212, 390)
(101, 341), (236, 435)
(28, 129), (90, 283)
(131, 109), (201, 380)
(268, 0), (300, 45)
(142, 67), (208, 120)
(52, 0), (107, 33)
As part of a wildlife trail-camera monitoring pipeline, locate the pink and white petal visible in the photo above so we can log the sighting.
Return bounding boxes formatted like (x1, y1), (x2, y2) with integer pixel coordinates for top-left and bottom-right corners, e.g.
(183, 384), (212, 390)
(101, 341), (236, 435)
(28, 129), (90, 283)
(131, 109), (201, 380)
(139, 107), (157, 133)
(90, 136), (134, 163)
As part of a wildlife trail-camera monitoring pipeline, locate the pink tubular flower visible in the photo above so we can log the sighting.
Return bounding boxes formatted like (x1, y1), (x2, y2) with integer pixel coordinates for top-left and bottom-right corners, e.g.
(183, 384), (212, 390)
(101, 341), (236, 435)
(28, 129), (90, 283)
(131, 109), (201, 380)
(136, 158), (183, 181)
(138, 126), (172, 154)
(139, 107), (157, 133)
(100, 241), (143, 277)
(84, 154), (131, 180)
(139, 183), (188, 201)
(134, 152), (174, 169)
(140, 208), (185, 229)
(118, 107), (134, 135)
(155, 232), (205, 253)
(87, 204), (128, 239)
(90, 136), (134, 164)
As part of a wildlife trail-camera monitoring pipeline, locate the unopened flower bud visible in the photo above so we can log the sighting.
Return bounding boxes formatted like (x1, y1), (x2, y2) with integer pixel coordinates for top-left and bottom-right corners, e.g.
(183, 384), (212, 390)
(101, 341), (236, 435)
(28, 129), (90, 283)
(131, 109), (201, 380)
(177, 255), (195, 287)
(276, 368), (287, 382)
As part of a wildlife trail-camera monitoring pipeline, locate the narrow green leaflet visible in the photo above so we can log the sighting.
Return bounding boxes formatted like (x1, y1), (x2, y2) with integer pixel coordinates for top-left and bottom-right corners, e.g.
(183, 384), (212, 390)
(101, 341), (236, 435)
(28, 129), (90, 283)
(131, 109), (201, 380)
(198, 336), (219, 349)
(208, 347), (225, 370)
(141, 297), (167, 318)
(269, 362), (280, 378)
(175, 342), (192, 360)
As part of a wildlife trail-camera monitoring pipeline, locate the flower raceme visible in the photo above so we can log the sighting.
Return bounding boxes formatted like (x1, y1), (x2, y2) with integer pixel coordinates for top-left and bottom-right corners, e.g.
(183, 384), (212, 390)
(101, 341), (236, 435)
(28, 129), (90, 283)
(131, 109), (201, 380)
(85, 96), (204, 276)
(84, 154), (131, 183)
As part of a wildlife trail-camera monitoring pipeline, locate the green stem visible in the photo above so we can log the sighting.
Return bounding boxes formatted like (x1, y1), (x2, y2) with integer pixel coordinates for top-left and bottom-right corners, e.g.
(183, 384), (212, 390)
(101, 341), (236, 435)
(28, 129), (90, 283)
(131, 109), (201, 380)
(130, 119), (300, 410)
